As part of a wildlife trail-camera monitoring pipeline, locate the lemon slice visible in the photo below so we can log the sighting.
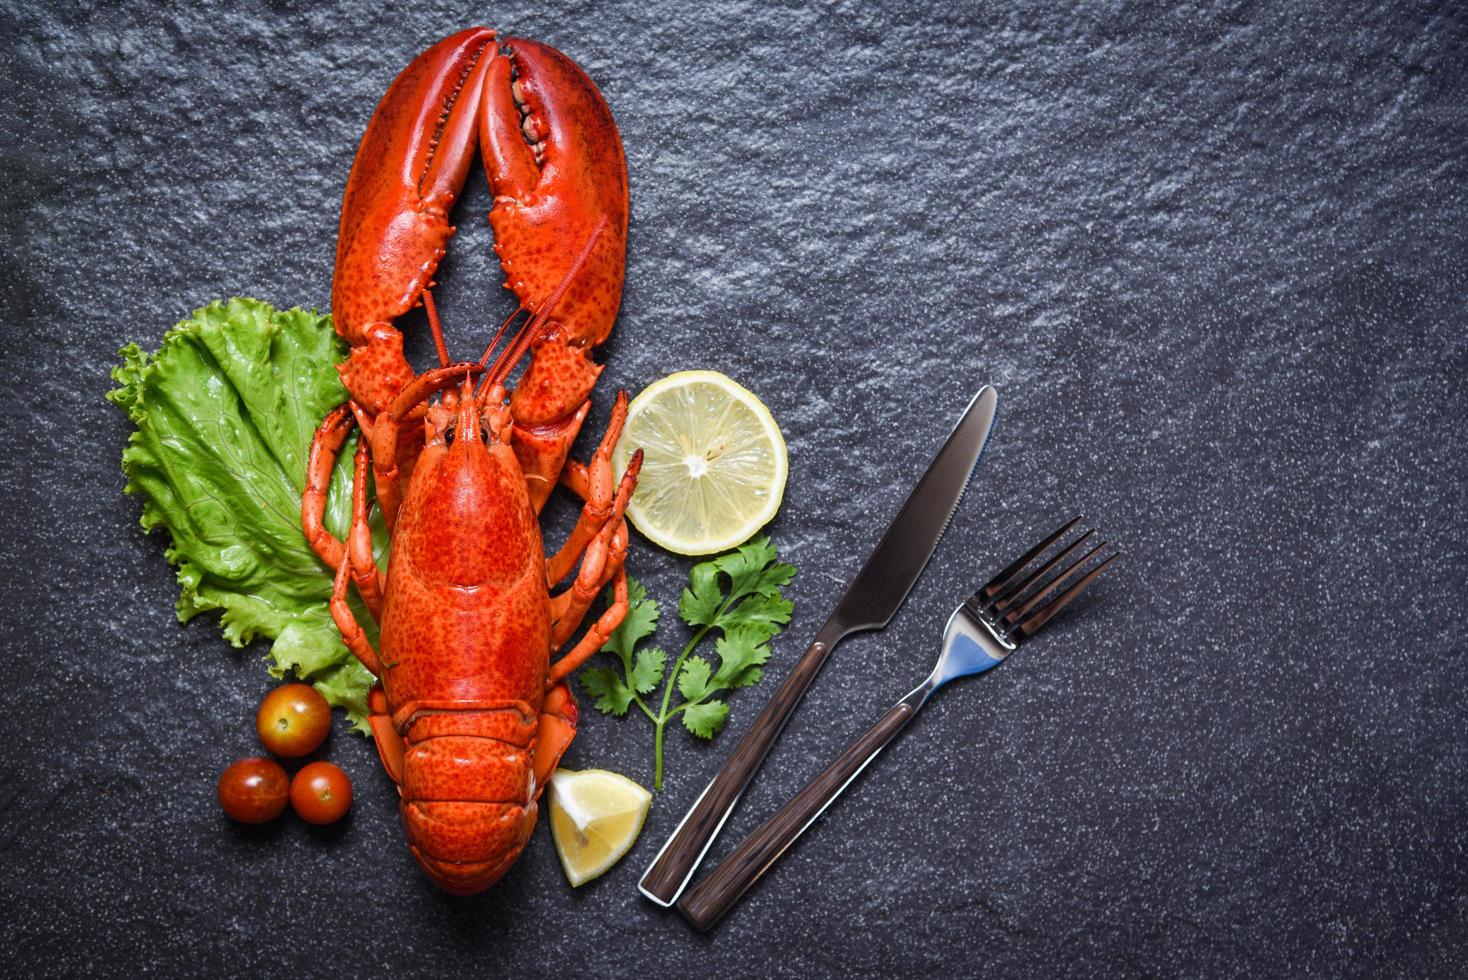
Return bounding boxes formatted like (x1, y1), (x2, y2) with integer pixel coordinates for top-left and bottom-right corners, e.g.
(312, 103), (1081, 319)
(548, 768), (652, 887)
(613, 370), (788, 555)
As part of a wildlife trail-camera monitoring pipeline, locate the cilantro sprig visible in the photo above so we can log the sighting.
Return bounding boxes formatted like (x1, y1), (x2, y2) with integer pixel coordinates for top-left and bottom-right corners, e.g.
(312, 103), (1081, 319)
(581, 536), (796, 790)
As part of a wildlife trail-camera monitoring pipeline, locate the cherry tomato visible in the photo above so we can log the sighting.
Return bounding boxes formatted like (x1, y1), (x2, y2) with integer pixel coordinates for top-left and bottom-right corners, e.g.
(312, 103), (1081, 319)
(217, 757), (289, 824)
(255, 683), (331, 757)
(290, 761), (353, 825)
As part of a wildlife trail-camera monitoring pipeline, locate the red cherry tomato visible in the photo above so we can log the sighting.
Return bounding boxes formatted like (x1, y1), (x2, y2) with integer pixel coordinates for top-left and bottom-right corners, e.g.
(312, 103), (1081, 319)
(290, 761), (353, 825)
(256, 683), (331, 757)
(217, 757), (290, 824)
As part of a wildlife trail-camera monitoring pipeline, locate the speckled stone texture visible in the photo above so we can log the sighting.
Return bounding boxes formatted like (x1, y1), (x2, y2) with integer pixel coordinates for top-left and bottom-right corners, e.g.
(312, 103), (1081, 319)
(2, 0), (1465, 975)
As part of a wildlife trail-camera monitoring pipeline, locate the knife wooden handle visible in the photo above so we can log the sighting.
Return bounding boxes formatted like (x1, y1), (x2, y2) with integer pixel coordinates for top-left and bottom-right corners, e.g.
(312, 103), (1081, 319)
(678, 699), (917, 931)
(640, 623), (844, 904)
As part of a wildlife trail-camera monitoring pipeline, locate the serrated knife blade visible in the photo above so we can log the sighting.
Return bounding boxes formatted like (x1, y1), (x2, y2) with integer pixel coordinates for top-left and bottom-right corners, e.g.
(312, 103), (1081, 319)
(639, 385), (998, 906)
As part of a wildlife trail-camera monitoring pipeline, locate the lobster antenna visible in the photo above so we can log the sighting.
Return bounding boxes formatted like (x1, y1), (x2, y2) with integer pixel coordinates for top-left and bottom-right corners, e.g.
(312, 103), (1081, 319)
(477, 214), (610, 405)
(422, 290), (451, 367)
(476, 305), (529, 367)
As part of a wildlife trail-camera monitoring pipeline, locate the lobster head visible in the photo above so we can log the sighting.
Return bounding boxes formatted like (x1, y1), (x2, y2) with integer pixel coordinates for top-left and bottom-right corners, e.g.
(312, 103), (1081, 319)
(396, 381), (542, 591)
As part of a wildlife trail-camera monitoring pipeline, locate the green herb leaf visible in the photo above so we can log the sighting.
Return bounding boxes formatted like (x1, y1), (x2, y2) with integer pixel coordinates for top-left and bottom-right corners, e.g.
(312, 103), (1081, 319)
(585, 580), (665, 711)
(711, 627), (773, 690)
(677, 656), (714, 701)
(718, 590), (794, 637)
(678, 563), (725, 627)
(629, 647), (667, 695)
(714, 536), (793, 599)
(109, 298), (382, 733)
(603, 579), (660, 661)
(682, 699), (730, 739)
(581, 665), (636, 716)
(679, 536), (794, 628)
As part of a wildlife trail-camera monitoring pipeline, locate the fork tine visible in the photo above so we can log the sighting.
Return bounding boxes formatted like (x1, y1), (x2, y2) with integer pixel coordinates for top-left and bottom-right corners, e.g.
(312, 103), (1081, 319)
(1001, 540), (1105, 625)
(990, 529), (1096, 613)
(978, 516), (1081, 603)
(1014, 551), (1119, 639)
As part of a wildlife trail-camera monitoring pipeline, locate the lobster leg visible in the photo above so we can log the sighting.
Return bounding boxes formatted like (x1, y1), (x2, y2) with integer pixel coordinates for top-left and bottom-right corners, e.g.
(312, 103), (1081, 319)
(552, 458), (635, 649)
(329, 558), (383, 677)
(302, 404), (356, 568)
(550, 563), (631, 686)
(546, 391), (630, 586)
(347, 439), (385, 619)
(548, 450), (640, 648)
(368, 686), (406, 786)
(558, 458), (591, 496)
(533, 683), (579, 798)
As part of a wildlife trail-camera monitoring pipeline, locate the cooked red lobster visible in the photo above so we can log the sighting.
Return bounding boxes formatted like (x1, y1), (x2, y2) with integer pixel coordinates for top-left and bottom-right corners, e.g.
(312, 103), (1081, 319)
(299, 27), (637, 894)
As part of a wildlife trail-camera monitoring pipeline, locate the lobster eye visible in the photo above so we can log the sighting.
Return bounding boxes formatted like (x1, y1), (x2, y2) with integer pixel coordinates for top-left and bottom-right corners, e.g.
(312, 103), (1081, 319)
(443, 427), (455, 445)
(480, 425), (491, 445)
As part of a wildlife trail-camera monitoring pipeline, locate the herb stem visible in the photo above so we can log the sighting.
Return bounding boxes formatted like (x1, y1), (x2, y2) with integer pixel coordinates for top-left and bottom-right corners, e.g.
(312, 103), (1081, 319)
(653, 625), (712, 790)
(656, 627), (712, 726)
(651, 587), (744, 789)
(653, 722), (665, 791)
(631, 693), (658, 724)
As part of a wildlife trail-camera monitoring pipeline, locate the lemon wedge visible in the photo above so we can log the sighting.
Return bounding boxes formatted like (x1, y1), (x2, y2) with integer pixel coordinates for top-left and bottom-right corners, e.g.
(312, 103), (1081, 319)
(613, 370), (788, 555)
(548, 768), (652, 887)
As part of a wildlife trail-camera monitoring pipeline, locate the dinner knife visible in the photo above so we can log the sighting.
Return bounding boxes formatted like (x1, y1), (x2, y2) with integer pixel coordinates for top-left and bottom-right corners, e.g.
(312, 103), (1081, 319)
(638, 385), (999, 906)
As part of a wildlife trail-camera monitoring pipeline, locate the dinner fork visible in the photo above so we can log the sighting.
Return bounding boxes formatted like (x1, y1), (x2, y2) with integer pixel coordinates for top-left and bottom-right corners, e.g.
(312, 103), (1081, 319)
(677, 517), (1118, 931)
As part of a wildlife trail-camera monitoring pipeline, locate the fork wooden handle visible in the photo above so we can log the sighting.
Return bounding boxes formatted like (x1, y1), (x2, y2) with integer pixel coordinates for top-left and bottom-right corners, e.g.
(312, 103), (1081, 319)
(640, 623), (844, 904)
(678, 699), (917, 931)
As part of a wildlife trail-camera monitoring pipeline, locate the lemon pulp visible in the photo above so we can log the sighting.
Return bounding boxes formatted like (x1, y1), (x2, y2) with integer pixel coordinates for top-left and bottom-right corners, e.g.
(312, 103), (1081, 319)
(548, 768), (652, 887)
(613, 370), (788, 556)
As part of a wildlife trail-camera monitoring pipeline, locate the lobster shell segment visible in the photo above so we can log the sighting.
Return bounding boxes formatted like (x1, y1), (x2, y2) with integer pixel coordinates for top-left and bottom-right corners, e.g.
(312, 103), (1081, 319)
(399, 705), (539, 895)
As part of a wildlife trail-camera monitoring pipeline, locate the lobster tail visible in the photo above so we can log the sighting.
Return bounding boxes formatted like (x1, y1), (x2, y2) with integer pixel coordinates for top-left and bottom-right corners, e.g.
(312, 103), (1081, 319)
(397, 703), (541, 895)
(407, 798), (536, 895)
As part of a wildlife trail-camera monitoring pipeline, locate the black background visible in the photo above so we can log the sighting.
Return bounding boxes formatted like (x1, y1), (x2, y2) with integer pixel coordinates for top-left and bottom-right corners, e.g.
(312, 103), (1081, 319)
(3, 1), (1466, 976)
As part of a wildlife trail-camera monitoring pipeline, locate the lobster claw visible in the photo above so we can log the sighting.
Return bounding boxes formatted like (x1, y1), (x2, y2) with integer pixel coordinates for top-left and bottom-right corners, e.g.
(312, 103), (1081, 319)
(333, 27), (499, 414)
(483, 39), (628, 508)
(482, 37), (628, 352)
(330, 28), (628, 506)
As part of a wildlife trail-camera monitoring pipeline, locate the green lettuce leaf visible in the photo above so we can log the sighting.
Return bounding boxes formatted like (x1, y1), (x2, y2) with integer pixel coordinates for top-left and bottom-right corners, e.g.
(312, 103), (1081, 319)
(108, 297), (379, 732)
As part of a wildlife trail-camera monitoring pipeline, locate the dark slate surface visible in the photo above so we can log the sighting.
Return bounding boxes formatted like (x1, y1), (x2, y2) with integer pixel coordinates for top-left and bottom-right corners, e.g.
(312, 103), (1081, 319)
(3, 0), (1466, 975)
